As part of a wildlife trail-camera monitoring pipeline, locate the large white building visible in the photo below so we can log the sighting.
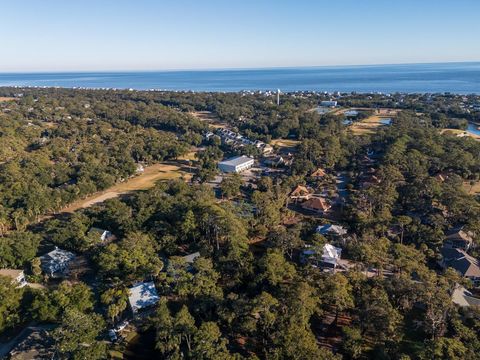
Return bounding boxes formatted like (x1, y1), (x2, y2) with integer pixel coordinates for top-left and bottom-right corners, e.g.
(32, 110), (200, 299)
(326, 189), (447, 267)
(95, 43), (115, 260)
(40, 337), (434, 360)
(218, 155), (254, 173)
(320, 100), (338, 107)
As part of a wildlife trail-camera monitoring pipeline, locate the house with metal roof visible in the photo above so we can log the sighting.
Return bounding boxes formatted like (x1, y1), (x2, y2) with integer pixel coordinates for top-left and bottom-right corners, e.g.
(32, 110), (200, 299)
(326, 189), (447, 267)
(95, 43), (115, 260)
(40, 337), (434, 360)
(301, 243), (342, 270)
(40, 247), (75, 277)
(128, 281), (160, 314)
(444, 226), (474, 251)
(316, 224), (348, 237)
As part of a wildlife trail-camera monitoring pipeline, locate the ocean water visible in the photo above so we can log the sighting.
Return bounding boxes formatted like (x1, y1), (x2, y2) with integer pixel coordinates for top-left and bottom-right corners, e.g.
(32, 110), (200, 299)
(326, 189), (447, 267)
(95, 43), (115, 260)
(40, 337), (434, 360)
(1, 62), (480, 93)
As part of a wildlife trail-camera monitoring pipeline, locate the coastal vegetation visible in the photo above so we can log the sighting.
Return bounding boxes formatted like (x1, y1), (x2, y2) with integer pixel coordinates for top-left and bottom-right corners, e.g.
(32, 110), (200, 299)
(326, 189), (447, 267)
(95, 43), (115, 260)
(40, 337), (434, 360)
(1, 87), (480, 359)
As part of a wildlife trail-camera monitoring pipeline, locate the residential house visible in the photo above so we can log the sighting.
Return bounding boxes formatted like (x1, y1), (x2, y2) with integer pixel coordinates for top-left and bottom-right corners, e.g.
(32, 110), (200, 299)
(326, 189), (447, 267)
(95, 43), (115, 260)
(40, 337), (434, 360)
(264, 156), (285, 168)
(40, 247), (75, 277)
(301, 197), (331, 214)
(439, 247), (480, 287)
(128, 281), (160, 315)
(451, 284), (480, 307)
(316, 223), (347, 237)
(289, 185), (312, 201)
(321, 243), (343, 269)
(310, 168), (326, 179)
(301, 243), (342, 269)
(0, 269), (27, 287)
(444, 226), (474, 251)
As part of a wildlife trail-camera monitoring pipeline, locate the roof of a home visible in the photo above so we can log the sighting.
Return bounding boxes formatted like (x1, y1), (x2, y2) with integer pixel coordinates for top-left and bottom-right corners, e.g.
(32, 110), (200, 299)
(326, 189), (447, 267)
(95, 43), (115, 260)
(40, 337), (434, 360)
(316, 224), (347, 236)
(219, 155), (254, 167)
(40, 248), (75, 264)
(441, 247), (480, 277)
(445, 226), (474, 244)
(0, 269), (24, 279)
(451, 284), (480, 307)
(311, 168), (326, 177)
(323, 244), (342, 260)
(128, 281), (160, 313)
(290, 185), (310, 197)
(301, 197), (330, 211)
(182, 252), (201, 264)
(88, 227), (109, 235)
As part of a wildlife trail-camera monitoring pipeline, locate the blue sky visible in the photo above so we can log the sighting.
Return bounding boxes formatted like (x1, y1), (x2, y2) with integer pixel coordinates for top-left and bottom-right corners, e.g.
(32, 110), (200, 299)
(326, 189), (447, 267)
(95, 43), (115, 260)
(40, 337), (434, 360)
(1, 0), (479, 72)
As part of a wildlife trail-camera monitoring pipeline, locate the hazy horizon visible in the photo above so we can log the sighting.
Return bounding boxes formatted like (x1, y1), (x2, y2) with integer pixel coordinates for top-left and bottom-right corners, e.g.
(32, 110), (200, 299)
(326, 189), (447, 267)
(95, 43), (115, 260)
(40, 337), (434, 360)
(1, 0), (479, 72)
(0, 60), (479, 75)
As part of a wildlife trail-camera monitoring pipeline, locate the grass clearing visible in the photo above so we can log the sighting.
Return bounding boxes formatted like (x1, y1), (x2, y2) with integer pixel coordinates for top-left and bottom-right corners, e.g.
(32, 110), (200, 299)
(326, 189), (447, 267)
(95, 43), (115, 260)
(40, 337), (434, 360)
(350, 115), (392, 135)
(463, 180), (480, 195)
(61, 161), (193, 213)
(270, 138), (301, 148)
(191, 111), (227, 129)
(0, 97), (17, 102)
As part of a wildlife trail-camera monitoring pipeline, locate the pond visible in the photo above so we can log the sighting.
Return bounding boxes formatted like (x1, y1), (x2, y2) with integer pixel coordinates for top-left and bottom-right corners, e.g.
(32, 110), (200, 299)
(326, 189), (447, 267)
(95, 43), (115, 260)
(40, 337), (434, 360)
(379, 118), (392, 125)
(467, 122), (480, 136)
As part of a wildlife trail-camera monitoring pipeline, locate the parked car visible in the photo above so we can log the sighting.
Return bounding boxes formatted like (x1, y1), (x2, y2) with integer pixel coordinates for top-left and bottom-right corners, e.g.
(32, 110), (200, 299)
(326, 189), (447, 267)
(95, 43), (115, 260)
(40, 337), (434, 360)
(115, 320), (129, 332)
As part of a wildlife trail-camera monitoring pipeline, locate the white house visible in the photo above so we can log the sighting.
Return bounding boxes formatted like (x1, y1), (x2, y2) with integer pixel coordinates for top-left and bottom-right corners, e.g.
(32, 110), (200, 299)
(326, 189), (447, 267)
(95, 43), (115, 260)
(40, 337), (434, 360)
(40, 247), (75, 277)
(301, 243), (342, 269)
(128, 281), (160, 314)
(321, 244), (342, 269)
(218, 155), (254, 173)
(0, 269), (27, 287)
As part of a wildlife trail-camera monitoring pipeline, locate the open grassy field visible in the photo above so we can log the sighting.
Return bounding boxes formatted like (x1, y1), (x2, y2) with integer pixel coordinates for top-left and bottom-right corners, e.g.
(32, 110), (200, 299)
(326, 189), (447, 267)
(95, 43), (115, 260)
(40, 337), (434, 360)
(350, 115), (392, 135)
(0, 97), (17, 102)
(191, 110), (227, 129)
(270, 138), (301, 148)
(61, 161), (193, 213)
(463, 180), (480, 195)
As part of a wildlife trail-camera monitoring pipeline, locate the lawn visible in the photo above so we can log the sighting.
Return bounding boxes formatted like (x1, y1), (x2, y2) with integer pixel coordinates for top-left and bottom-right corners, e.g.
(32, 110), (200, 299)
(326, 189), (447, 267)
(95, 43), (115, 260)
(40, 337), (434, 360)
(350, 115), (392, 135)
(191, 111), (227, 129)
(270, 138), (301, 148)
(61, 161), (194, 213)
(463, 180), (480, 195)
(0, 97), (17, 102)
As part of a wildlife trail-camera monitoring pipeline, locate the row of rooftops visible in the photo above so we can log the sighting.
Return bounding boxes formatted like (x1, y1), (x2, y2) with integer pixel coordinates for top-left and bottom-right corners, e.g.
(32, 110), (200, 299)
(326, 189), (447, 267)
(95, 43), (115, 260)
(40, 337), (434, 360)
(210, 128), (273, 154)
